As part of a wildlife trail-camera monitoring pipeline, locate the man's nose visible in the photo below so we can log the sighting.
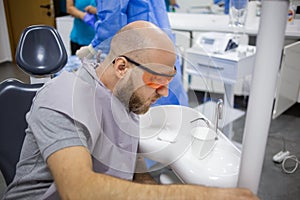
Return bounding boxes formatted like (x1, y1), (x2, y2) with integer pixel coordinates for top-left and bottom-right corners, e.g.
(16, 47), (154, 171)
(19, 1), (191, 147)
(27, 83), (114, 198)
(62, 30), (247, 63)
(156, 86), (169, 97)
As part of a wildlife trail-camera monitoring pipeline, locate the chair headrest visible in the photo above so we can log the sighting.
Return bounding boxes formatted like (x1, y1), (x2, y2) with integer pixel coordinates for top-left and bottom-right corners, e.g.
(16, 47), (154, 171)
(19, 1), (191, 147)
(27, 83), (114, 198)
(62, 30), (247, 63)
(16, 25), (68, 76)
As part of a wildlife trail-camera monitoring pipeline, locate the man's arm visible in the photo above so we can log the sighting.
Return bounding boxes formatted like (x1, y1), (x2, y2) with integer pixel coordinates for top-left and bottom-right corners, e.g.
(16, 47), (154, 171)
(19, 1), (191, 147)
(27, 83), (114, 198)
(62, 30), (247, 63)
(47, 146), (258, 200)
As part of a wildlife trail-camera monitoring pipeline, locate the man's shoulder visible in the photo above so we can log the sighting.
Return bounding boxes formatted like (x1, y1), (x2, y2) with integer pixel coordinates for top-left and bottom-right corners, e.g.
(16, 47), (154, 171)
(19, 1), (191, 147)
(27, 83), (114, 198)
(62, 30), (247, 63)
(32, 72), (84, 112)
(32, 70), (101, 118)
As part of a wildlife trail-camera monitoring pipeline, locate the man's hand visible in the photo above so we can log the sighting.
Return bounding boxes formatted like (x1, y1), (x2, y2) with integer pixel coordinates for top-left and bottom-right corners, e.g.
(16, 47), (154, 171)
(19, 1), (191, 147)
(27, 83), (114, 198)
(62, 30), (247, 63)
(76, 44), (96, 59)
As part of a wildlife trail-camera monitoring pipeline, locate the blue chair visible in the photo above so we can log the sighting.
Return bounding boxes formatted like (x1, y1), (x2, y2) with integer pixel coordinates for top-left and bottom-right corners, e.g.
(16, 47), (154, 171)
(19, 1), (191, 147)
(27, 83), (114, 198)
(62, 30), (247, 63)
(0, 25), (67, 185)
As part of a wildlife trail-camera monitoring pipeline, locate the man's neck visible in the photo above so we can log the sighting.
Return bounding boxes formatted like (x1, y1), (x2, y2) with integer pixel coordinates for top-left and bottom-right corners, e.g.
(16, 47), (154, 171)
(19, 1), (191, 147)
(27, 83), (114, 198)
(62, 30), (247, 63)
(97, 62), (117, 91)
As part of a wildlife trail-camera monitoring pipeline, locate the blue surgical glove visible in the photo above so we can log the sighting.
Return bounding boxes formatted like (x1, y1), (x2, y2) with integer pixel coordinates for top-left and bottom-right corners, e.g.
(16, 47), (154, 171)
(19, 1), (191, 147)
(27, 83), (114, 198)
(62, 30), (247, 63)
(83, 13), (95, 28)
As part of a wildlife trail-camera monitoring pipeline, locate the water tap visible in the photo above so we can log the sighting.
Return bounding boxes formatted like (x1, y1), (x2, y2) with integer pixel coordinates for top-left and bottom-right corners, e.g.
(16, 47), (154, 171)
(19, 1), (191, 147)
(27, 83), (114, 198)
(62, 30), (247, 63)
(214, 99), (224, 138)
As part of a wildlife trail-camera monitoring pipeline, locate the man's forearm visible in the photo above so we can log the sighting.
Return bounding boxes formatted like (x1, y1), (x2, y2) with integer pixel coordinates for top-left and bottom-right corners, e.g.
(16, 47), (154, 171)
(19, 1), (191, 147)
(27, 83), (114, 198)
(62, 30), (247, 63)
(47, 147), (258, 200)
(78, 172), (258, 200)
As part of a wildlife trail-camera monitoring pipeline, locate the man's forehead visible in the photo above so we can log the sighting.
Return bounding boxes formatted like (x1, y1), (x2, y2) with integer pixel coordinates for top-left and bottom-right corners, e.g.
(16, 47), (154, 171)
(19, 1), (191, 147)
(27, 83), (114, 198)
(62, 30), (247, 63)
(111, 27), (176, 57)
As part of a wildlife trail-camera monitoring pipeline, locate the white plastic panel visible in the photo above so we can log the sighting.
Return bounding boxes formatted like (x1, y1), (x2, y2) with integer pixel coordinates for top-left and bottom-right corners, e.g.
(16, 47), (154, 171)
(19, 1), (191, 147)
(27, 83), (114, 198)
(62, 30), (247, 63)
(273, 41), (300, 119)
(56, 16), (74, 56)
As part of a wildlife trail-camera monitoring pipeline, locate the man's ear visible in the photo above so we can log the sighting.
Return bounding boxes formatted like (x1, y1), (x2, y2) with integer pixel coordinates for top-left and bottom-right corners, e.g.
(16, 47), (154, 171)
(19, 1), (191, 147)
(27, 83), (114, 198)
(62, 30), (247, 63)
(113, 57), (129, 78)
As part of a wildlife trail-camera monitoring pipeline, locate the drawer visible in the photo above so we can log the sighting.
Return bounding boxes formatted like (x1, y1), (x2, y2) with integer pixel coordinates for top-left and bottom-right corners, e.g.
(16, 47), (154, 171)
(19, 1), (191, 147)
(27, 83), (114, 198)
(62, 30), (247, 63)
(184, 52), (238, 83)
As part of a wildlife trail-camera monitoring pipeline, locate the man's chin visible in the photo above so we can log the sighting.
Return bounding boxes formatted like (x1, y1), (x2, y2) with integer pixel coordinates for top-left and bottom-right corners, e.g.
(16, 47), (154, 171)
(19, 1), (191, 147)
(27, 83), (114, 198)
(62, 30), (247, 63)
(130, 105), (150, 115)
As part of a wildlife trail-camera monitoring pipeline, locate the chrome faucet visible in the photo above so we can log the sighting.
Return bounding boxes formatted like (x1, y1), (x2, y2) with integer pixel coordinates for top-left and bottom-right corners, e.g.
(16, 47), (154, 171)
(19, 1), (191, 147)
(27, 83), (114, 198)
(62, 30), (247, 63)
(214, 99), (223, 139)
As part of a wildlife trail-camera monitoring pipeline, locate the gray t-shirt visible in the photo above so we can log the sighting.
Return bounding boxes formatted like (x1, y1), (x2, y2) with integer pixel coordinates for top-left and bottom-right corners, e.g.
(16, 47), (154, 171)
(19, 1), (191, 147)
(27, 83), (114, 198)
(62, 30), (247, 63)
(3, 63), (139, 199)
(2, 107), (88, 200)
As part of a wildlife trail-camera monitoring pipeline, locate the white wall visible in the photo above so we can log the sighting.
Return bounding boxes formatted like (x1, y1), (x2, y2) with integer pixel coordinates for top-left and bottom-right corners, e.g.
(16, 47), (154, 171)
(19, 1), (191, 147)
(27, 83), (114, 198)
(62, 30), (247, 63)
(0, 0), (12, 63)
(56, 16), (73, 56)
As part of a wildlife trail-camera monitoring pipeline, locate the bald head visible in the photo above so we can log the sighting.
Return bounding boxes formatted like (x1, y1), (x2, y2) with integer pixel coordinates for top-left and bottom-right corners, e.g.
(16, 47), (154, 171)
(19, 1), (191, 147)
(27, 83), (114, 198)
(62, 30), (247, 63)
(107, 20), (176, 64)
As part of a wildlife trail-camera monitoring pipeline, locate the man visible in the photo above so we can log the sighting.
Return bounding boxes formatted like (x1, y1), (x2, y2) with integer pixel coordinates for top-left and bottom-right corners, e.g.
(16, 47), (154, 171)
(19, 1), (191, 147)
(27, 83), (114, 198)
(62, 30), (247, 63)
(3, 21), (257, 200)
(76, 0), (189, 107)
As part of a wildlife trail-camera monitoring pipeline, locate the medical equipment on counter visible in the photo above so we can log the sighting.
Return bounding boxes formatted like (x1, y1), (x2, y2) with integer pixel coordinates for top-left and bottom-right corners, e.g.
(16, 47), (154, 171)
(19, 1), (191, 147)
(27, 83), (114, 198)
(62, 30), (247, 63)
(184, 34), (255, 84)
(193, 32), (238, 54)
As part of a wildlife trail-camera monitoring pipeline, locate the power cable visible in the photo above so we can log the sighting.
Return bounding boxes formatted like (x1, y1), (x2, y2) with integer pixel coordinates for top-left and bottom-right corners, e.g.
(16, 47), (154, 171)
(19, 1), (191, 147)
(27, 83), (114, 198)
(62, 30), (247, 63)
(272, 136), (299, 174)
(282, 155), (299, 174)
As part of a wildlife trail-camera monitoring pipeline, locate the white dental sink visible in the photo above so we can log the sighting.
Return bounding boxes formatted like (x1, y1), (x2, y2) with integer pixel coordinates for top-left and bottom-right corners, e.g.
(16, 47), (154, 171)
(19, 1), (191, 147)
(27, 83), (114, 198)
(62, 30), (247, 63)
(139, 105), (241, 188)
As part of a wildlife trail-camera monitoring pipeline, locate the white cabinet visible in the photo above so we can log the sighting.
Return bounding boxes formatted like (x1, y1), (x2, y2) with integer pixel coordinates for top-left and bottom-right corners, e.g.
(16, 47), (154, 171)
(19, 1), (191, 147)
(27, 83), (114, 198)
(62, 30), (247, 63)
(183, 47), (256, 91)
(183, 46), (256, 133)
(273, 41), (300, 118)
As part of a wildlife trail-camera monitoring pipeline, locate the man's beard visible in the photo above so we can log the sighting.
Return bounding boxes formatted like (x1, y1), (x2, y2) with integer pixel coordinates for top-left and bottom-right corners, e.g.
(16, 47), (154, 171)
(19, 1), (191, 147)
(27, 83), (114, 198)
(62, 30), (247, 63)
(114, 76), (161, 114)
(128, 91), (161, 115)
(115, 85), (161, 115)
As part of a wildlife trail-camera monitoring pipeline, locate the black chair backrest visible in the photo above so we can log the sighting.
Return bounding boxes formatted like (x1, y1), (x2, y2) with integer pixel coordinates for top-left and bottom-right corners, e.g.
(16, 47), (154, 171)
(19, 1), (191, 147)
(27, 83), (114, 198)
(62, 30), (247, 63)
(0, 79), (43, 185)
(16, 25), (68, 76)
(0, 25), (67, 186)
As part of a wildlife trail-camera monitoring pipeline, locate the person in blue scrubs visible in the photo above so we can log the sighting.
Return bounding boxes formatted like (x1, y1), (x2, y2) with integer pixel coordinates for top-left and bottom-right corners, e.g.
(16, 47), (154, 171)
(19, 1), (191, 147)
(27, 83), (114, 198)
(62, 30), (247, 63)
(165, 0), (178, 12)
(67, 0), (97, 55)
(76, 0), (189, 107)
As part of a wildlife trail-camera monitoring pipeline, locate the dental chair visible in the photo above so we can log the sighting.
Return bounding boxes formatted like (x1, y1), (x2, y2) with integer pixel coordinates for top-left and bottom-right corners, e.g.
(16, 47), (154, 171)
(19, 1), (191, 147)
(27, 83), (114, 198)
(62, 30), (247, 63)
(0, 25), (67, 185)
(16, 25), (68, 83)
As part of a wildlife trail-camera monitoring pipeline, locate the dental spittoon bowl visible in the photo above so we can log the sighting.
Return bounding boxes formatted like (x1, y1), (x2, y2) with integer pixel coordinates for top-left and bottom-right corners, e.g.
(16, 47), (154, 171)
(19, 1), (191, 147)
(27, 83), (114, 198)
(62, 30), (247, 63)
(139, 105), (241, 188)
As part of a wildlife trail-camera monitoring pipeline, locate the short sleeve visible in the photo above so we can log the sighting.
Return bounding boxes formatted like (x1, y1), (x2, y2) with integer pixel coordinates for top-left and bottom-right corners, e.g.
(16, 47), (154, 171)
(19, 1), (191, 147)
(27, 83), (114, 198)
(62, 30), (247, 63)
(27, 107), (89, 161)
